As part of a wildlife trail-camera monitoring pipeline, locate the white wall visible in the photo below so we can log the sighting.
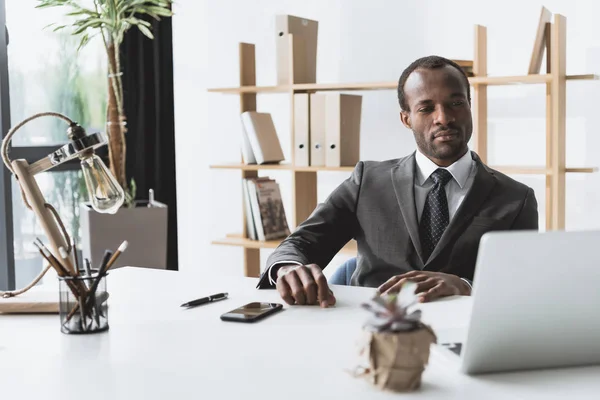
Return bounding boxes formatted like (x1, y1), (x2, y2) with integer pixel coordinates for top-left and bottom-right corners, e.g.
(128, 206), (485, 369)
(173, 0), (600, 277)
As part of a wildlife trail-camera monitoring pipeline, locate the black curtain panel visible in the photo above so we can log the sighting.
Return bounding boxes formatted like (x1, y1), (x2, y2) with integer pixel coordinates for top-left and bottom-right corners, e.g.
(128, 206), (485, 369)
(120, 16), (178, 271)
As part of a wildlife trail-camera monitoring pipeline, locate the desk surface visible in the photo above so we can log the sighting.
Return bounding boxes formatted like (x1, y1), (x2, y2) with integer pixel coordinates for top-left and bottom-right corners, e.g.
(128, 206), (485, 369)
(0, 267), (598, 399)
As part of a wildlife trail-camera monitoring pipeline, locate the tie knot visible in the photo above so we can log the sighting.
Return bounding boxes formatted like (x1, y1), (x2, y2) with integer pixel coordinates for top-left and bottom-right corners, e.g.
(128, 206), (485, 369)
(431, 168), (453, 186)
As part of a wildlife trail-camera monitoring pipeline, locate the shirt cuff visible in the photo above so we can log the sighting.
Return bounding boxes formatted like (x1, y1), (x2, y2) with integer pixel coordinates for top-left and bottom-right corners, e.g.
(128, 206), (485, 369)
(267, 261), (303, 285)
(460, 278), (473, 293)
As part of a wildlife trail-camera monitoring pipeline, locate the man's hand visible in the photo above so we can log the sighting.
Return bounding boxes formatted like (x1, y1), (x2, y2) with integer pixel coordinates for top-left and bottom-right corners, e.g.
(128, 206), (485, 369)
(377, 271), (471, 303)
(276, 264), (336, 308)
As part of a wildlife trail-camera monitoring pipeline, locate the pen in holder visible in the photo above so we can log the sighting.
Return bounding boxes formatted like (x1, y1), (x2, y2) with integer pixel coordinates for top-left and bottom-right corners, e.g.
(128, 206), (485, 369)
(59, 267), (109, 334)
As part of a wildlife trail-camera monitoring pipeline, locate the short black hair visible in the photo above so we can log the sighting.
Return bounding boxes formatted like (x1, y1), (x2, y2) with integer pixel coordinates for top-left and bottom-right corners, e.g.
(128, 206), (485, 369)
(397, 55), (471, 111)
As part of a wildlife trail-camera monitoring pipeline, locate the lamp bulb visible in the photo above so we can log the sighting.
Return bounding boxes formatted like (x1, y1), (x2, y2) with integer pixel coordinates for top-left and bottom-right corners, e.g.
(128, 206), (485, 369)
(81, 154), (125, 214)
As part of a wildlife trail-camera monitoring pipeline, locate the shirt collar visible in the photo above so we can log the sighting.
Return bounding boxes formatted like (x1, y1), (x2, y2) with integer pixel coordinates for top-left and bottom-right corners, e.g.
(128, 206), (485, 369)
(415, 148), (473, 188)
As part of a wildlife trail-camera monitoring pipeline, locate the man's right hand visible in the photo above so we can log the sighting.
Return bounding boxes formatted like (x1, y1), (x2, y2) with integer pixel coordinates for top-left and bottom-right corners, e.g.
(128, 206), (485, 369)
(276, 264), (336, 308)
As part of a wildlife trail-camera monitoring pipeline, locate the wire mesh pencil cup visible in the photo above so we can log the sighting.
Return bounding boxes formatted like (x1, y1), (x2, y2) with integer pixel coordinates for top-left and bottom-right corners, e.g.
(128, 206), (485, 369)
(59, 269), (109, 334)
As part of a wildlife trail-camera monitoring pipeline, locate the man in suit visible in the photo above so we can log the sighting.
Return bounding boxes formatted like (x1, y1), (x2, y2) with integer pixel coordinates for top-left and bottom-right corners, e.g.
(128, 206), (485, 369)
(257, 55), (539, 307)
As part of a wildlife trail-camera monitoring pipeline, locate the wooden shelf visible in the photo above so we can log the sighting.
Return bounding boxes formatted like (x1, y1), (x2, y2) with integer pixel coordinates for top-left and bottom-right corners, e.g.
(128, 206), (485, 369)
(208, 85), (285, 94)
(211, 163), (597, 175)
(212, 234), (358, 254)
(210, 162), (354, 172)
(564, 74), (599, 81)
(565, 167), (598, 173)
(211, 162), (294, 171)
(492, 166), (550, 174)
(493, 166), (597, 174)
(207, 74), (598, 94)
(292, 81), (396, 92)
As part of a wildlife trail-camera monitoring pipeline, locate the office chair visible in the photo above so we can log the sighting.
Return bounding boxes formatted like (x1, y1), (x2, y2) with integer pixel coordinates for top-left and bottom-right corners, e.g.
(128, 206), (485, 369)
(328, 257), (357, 286)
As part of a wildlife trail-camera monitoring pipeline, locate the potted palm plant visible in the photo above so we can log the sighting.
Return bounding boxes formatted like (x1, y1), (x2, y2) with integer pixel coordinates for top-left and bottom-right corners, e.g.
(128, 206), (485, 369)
(37, 0), (174, 269)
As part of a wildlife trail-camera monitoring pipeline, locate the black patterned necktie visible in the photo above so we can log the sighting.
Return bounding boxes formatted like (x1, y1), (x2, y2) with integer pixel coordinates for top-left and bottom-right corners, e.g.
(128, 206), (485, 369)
(420, 168), (453, 262)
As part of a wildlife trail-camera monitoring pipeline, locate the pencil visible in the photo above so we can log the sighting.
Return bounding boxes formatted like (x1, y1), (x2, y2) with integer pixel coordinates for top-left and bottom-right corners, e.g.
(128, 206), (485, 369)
(36, 237), (75, 275)
(34, 243), (67, 277)
(105, 241), (129, 270)
(72, 240), (81, 275)
(64, 250), (113, 324)
(86, 258), (102, 327)
(35, 241), (70, 277)
(35, 243), (82, 299)
(84, 258), (92, 277)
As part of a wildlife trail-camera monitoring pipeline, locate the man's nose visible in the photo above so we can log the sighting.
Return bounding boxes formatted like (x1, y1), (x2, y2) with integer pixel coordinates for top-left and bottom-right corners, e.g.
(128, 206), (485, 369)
(434, 106), (455, 126)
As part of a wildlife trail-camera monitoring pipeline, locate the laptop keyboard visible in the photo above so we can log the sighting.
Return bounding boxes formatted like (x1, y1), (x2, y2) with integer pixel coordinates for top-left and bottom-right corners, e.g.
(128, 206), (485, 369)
(440, 342), (463, 356)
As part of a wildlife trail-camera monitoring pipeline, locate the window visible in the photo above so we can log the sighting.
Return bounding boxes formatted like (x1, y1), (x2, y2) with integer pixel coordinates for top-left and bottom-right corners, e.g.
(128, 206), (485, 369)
(0, 0), (107, 290)
(7, 1), (107, 145)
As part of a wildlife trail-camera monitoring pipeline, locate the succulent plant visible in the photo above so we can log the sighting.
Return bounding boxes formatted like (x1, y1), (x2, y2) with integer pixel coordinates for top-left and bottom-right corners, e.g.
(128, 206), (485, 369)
(361, 281), (423, 332)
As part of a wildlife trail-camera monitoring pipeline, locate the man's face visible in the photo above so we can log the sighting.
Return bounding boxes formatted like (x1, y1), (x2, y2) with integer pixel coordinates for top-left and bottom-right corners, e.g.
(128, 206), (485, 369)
(400, 66), (472, 166)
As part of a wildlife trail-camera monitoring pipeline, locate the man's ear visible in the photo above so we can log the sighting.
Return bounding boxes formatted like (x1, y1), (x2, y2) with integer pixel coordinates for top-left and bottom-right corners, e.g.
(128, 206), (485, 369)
(400, 111), (411, 130)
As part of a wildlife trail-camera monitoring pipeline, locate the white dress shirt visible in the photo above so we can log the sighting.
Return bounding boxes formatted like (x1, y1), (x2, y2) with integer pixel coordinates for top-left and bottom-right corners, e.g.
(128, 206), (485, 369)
(267, 149), (477, 287)
(414, 148), (476, 223)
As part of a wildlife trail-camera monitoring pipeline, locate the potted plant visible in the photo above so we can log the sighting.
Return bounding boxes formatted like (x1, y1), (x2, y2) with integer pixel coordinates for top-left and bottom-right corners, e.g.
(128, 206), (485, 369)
(37, 0), (174, 269)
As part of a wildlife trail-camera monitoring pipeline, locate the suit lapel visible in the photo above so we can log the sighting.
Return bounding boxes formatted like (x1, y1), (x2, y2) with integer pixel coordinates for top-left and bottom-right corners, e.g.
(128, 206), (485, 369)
(391, 153), (425, 265)
(425, 152), (496, 267)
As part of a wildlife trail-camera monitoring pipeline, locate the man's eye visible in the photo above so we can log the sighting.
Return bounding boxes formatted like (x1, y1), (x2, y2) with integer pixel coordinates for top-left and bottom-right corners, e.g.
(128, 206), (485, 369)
(418, 107), (433, 113)
(452, 101), (465, 106)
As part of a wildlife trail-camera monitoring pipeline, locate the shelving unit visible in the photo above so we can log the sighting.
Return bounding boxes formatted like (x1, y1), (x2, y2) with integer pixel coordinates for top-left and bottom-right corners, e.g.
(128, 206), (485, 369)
(208, 14), (598, 277)
(208, 73), (596, 94)
(210, 162), (596, 175)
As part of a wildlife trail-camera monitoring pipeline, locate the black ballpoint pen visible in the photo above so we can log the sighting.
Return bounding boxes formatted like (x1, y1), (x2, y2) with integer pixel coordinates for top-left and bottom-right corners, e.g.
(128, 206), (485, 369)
(181, 292), (229, 308)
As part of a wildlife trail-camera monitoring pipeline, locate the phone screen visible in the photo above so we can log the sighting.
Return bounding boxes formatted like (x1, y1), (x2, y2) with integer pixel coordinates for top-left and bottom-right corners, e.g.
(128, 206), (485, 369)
(221, 302), (282, 322)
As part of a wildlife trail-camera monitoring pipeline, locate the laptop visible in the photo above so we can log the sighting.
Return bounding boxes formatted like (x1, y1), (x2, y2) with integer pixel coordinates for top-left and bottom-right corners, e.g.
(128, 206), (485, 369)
(437, 229), (600, 375)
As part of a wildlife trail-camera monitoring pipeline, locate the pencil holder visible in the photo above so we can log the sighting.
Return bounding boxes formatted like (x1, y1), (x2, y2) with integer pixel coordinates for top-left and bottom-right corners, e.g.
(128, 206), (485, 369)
(58, 269), (109, 334)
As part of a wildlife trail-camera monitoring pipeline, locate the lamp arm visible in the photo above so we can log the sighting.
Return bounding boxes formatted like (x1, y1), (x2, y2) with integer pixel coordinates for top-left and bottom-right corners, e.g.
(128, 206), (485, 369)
(0, 112), (76, 298)
(1, 112), (74, 211)
(1, 112), (74, 175)
(11, 159), (74, 270)
(1, 265), (53, 298)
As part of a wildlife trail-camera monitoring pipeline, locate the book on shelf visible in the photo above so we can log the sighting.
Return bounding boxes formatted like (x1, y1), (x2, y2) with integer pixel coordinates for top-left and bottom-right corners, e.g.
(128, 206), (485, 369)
(243, 177), (290, 241)
(240, 111), (285, 165)
(242, 178), (259, 240)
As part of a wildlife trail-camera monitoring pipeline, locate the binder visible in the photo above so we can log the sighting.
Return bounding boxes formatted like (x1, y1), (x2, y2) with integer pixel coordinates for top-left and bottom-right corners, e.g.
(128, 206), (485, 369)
(325, 94), (362, 167)
(293, 93), (310, 167)
(309, 93), (327, 167)
(240, 112), (285, 164)
(275, 15), (318, 85)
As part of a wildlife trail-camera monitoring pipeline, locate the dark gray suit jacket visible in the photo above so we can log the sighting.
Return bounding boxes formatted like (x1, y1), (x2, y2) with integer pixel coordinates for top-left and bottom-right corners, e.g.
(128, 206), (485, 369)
(257, 151), (539, 289)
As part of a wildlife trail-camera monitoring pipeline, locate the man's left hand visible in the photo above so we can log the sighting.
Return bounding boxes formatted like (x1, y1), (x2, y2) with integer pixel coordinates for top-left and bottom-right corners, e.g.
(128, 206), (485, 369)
(377, 271), (471, 302)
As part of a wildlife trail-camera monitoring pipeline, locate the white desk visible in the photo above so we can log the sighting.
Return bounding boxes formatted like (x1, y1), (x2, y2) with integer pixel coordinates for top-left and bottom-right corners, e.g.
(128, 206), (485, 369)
(1, 267), (598, 399)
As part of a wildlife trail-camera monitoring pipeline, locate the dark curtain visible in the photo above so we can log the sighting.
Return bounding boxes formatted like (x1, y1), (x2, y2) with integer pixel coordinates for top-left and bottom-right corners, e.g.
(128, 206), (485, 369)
(120, 16), (178, 271)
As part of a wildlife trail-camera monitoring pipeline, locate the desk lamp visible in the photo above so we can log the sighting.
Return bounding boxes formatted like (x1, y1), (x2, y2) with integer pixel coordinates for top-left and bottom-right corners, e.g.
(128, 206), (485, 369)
(1, 112), (124, 297)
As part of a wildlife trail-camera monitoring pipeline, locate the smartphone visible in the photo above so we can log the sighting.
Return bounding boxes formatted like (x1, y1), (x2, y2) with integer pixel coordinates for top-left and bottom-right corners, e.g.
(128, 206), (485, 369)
(220, 302), (283, 323)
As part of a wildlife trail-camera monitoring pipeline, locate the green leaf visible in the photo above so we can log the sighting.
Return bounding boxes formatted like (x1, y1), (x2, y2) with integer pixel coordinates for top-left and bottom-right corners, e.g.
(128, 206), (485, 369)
(73, 19), (105, 35)
(130, 178), (137, 201)
(36, 0), (71, 9)
(136, 23), (154, 39)
(66, 9), (99, 18)
(145, 5), (173, 17)
(77, 32), (91, 51)
(123, 17), (151, 27)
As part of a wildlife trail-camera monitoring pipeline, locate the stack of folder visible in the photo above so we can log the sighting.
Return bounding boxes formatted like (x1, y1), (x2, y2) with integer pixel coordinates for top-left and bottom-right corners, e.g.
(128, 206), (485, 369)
(294, 93), (362, 168)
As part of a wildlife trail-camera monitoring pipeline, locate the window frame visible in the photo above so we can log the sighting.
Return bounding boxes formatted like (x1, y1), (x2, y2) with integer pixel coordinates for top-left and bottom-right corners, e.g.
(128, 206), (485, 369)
(0, 0), (80, 291)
